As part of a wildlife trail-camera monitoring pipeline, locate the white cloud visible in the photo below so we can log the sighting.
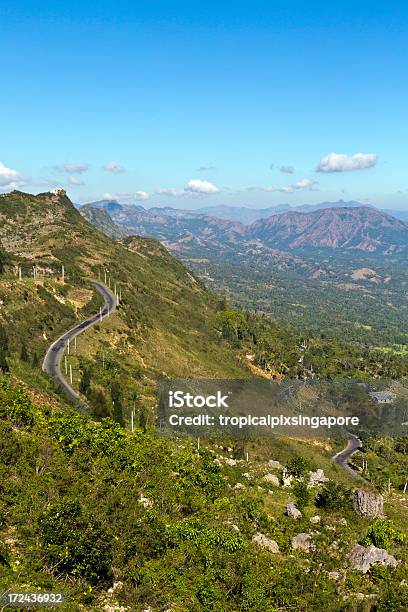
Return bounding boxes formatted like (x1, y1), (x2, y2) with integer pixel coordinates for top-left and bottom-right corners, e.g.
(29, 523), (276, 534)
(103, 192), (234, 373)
(185, 179), (220, 194)
(316, 152), (378, 173)
(103, 161), (126, 173)
(280, 165), (295, 174)
(135, 191), (149, 200)
(279, 178), (318, 193)
(57, 162), (90, 174)
(294, 178), (318, 189)
(68, 176), (84, 186)
(264, 186), (276, 192)
(0, 161), (27, 190)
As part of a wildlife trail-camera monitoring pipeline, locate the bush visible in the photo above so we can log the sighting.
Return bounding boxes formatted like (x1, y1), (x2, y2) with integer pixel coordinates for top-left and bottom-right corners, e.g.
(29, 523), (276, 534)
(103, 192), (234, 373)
(364, 520), (405, 549)
(39, 500), (113, 585)
(286, 455), (314, 478)
(293, 481), (310, 510)
(316, 481), (352, 511)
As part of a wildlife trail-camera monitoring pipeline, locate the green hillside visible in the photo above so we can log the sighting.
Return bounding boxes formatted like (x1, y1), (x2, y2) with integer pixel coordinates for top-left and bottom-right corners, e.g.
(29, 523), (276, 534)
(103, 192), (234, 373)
(0, 190), (250, 420)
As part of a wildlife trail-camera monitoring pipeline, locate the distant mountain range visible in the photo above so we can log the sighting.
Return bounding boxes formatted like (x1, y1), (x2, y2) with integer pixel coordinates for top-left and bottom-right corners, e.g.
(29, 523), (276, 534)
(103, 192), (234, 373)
(80, 199), (408, 256)
(81, 198), (408, 225)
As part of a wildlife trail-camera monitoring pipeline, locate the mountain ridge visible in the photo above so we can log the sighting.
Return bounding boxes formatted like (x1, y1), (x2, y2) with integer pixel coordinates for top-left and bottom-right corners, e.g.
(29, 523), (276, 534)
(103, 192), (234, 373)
(80, 199), (408, 256)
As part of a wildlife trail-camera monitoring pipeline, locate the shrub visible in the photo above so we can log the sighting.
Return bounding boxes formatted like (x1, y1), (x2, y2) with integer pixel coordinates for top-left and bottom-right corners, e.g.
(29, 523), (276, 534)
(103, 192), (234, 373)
(364, 520), (405, 549)
(286, 455), (314, 478)
(316, 481), (352, 511)
(293, 481), (310, 510)
(39, 500), (113, 585)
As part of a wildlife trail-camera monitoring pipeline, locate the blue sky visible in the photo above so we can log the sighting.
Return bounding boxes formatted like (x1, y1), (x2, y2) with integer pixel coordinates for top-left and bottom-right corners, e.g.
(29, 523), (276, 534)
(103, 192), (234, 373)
(1, 1), (408, 209)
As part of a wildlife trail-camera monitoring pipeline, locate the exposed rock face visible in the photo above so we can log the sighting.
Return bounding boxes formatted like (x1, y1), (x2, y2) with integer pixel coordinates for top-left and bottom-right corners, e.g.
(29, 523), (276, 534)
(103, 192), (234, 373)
(292, 533), (315, 551)
(252, 533), (280, 553)
(263, 473), (280, 486)
(308, 469), (328, 487)
(286, 503), (302, 519)
(348, 544), (398, 573)
(353, 490), (384, 517)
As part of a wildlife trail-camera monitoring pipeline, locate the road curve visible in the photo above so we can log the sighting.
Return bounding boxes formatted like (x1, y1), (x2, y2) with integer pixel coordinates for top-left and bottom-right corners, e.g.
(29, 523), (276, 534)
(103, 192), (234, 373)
(333, 432), (364, 480)
(42, 280), (118, 404)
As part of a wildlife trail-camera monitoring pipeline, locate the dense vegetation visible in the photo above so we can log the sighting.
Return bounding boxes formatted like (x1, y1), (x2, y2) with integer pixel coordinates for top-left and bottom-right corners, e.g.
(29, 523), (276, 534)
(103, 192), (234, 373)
(1, 380), (407, 610)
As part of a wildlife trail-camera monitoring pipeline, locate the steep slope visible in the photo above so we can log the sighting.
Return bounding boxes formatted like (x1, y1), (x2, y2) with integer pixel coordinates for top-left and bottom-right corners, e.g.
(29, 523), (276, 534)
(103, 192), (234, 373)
(79, 203), (128, 239)
(0, 190), (250, 415)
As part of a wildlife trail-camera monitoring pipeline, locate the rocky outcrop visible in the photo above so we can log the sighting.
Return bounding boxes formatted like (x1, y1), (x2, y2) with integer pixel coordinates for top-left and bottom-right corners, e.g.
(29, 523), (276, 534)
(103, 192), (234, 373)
(286, 503), (302, 519)
(252, 533), (280, 553)
(348, 544), (398, 573)
(353, 490), (384, 517)
(282, 469), (293, 488)
(308, 469), (328, 487)
(292, 533), (315, 552)
(263, 473), (280, 486)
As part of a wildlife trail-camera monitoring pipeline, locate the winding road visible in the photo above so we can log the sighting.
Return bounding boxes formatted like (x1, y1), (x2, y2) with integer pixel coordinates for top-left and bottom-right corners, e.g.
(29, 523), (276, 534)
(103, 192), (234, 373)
(333, 432), (364, 480)
(42, 280), (117, 404)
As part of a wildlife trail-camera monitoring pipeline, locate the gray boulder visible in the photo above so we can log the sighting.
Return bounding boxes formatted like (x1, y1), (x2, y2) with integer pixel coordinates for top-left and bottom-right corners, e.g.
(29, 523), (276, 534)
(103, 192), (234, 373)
(252, 533), (280, 553)
(353, 490), (384, 518)
(348, 544), (398, 573)
(308, 468), (328, 487)
(292, 533), (315, 552)
(286, 503), (302, 519)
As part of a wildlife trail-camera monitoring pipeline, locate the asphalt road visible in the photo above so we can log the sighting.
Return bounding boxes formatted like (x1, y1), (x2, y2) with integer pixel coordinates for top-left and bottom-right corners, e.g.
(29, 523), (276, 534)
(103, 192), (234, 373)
(42, 280), (117, 404)
(333, 432), (364, 479)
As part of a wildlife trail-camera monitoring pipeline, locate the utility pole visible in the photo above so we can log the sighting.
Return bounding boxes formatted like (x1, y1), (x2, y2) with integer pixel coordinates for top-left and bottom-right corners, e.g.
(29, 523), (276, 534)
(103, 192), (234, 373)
(197, 437), (200, 451)
(67, 338), (70, 355)
(104, 269), (107, 284)
(69, 364), (73, 385)
(61, 265), (65, 281)
(74, 336), (77, 353)
(100, 307), (103, 322)
(64, 355), (68, 375)
(131, 410), (134, 433)
(18, 266), (22, 280)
